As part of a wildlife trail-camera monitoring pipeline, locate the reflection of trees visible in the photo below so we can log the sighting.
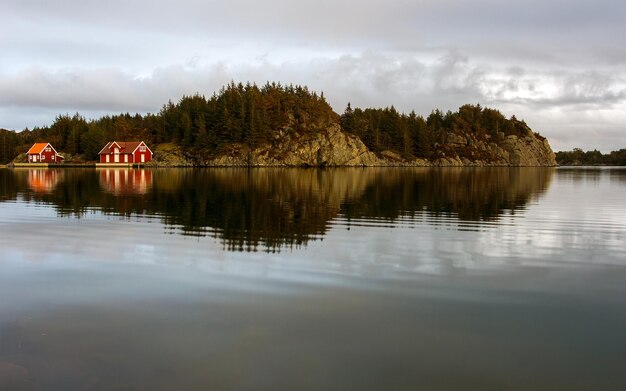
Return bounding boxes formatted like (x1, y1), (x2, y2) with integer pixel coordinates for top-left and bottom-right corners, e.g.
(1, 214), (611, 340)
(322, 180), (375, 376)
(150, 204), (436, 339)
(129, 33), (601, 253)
(556, 167), (626, 184)
(341, 168), (554, 222)
(0, 168), (554, 252)
(150, 169), (368, 251)
(0, 169), (20, 201)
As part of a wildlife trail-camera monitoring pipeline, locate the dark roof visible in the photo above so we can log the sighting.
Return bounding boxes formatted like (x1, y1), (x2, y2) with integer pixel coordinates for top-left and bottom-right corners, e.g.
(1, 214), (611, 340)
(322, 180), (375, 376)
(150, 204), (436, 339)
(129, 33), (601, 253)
(98, 141), (152, 155)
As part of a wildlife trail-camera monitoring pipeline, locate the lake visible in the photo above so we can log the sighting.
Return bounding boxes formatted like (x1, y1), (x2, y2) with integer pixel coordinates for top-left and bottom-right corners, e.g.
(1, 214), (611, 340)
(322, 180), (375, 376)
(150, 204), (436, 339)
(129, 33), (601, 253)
(1, 167), (625, 390)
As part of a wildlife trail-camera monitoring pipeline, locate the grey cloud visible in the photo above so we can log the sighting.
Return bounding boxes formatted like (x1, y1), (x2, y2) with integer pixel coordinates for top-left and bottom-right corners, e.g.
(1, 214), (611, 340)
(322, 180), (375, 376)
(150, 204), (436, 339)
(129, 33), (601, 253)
(2, 51), (625, 151)
(0, 68), (157, 111)
(4, 1), (625, 72)
(484, 70), (626, 108)
(4, 1), (625, 56)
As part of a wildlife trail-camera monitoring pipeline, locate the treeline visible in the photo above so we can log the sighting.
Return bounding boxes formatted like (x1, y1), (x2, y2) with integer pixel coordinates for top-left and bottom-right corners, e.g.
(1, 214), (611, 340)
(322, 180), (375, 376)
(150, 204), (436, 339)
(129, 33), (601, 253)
(156, 82), (336, 149)
(556, 148), (626, 166)
(1, 82), (336, 163)
(1, 81), (541, 164)
(341, 103), (538, 159)
(0, 129), (20, 164)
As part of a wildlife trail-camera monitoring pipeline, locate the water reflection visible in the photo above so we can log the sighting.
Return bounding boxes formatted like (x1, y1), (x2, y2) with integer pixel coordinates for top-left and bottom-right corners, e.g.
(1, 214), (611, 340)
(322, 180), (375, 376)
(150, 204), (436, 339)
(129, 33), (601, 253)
(98, 168), (153, 195)
(557, 166), (626, 184)
(2, 167), (626, 390)
(27, 169), (63, 193)
(0, 168), (554, 251)
(340, 168), (553, 222)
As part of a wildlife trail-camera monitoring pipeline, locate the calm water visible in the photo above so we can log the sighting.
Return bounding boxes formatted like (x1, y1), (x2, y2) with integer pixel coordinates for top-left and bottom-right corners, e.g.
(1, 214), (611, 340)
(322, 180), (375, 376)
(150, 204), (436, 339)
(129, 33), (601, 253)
(1, 167), (625, 390)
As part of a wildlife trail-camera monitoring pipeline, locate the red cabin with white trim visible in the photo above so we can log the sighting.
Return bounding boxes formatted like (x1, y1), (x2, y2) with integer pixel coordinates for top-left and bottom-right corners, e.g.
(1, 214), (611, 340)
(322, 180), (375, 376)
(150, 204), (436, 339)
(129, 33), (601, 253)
(99, 141), (153, 164)
(27, 143), (64, 163)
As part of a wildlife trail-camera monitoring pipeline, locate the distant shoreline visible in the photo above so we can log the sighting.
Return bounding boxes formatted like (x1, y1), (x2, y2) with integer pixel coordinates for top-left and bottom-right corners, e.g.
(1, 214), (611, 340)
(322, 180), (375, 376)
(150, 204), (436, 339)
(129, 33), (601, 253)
(5, 162), (625, 169)
(5, 163), (563, 169)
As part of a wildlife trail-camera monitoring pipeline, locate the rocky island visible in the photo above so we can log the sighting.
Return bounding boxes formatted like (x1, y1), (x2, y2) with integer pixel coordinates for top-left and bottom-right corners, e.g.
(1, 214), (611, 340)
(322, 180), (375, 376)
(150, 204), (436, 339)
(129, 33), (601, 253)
(1, 82), (556, 167)
(185, 123), (555, 167)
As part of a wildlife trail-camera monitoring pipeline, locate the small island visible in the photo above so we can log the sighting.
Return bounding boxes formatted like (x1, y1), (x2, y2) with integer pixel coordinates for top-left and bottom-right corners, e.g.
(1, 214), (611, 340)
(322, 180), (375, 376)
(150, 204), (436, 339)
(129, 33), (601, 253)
(1, 82), (556, 167)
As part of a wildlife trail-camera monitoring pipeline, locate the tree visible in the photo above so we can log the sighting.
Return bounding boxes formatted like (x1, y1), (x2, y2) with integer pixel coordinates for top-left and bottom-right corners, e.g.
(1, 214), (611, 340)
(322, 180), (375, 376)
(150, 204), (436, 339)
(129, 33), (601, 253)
(81, 123), (106, 160)
(181, 112), (193, 147)
(0, 129), (19, 164)
(114, 116), (131, 141)
(340, 102), (354, 134)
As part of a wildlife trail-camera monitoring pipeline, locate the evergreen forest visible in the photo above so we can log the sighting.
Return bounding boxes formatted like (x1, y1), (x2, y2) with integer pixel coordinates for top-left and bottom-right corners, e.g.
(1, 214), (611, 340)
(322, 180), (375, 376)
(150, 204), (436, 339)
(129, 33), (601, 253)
(1, 82), (550, 164)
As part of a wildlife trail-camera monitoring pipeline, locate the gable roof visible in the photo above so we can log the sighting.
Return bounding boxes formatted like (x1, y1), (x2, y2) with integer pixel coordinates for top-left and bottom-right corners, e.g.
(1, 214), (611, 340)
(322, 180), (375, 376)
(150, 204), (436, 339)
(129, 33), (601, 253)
(98, 141), (115, 155)
(99, 141), (152, 155)
(27, 143), (57, 155)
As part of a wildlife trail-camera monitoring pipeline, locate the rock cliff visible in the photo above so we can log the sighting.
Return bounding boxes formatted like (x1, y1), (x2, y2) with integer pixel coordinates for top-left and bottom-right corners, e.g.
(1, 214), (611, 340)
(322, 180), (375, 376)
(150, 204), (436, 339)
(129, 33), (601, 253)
(206, 124), (381, 167)
(427, 130), (557, 167)
(150, 124), (556, 167)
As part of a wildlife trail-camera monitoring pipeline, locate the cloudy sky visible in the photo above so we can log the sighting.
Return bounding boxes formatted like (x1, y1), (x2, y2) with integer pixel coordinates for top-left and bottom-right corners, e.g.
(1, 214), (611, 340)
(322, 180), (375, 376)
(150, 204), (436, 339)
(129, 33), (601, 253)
(2, 0), (625, 151)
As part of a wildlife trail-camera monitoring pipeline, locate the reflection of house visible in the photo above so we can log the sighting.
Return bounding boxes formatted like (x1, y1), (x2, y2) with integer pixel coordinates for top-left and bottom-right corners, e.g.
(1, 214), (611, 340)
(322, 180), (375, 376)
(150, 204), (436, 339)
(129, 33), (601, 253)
(27, 143), (64, 163)
(99, 169), (153, 195)
(98, 141), (153, 164)
(28, 169), (62, 193)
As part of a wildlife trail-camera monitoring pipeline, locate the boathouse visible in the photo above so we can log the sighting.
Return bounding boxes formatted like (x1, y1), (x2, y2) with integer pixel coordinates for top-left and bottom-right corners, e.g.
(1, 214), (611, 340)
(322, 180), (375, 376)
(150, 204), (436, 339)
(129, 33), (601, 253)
(27, 143), (64, 163)
(98, 141), (153, 164)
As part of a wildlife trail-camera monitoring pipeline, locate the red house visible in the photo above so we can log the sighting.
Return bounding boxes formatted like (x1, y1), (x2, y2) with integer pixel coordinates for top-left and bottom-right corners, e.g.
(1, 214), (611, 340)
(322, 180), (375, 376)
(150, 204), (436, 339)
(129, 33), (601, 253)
(27, 143), (64, 163)
(98, 141), (153, 164)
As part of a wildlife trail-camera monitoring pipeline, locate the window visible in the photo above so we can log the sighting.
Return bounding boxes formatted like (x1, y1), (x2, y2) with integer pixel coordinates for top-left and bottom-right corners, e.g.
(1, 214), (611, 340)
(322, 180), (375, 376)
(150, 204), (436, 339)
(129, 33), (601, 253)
(139, 145), (146, 152)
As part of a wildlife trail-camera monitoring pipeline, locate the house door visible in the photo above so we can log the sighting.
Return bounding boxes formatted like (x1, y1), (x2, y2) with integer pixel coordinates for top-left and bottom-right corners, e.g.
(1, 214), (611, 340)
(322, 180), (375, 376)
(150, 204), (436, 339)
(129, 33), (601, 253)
(33, 155), (38, 162)
(106, 155), (110, 163)
(141, 154), (145, 163)
(124, 155), (128, 163)
(114, 154), (119, 163)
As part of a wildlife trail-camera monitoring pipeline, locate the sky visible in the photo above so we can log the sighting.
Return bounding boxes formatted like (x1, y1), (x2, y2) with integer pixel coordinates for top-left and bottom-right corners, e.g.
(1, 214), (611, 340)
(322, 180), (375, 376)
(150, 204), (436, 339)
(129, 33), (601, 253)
(1, 0), (625, 152)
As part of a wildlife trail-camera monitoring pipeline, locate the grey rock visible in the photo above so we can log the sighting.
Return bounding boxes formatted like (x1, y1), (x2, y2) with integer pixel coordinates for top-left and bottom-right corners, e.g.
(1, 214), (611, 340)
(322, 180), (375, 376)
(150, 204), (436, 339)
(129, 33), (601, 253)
(154, 124), (557, 167)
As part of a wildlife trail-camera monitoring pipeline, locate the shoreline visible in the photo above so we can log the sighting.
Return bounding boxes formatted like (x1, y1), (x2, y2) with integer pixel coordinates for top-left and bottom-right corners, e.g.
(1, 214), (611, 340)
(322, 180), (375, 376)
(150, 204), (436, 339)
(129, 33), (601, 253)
(5, 162), (561, 169)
